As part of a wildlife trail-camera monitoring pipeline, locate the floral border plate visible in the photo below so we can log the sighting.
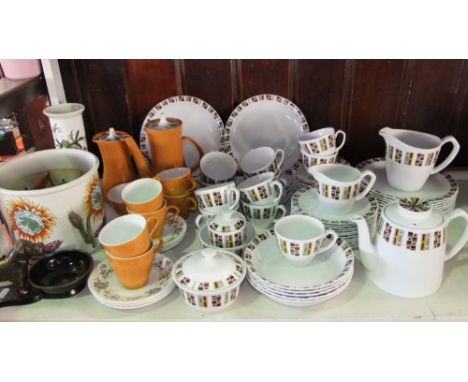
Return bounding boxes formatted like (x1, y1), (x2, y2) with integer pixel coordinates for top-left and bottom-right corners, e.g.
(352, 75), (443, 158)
(160, 216), (187, 252)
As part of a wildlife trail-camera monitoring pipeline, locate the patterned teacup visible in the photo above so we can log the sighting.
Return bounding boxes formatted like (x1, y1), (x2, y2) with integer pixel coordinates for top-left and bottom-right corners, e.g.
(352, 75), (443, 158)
(241, 200), (287, 229)
(274, 215), (338, 267)
(195, 211), (247, 248)
(240, 146), (285, 177)
(301, 150), (338, 171)
(298, 127), (346, 155)
(237, 172), (283, 206)
(194, 181), (240, 216)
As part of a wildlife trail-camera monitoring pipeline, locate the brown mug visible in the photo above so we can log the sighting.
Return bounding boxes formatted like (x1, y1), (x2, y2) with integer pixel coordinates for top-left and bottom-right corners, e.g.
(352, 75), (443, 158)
(155, 167), (197, 196)
(164, 193), (198, 219)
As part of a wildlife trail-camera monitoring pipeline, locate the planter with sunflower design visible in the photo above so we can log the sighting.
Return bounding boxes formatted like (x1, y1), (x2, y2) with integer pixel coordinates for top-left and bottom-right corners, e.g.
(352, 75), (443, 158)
(0, 149), (105, 251)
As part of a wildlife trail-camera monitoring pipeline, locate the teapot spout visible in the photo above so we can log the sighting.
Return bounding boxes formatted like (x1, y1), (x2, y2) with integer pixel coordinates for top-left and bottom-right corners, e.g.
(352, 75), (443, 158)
(123, 135), (152, 178)
(349, 216), (378, 271)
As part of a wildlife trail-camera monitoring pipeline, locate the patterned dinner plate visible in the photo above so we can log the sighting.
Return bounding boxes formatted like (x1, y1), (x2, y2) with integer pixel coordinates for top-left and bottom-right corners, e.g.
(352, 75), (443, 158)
(88, 254), (175, 309)
(160, 216), (187, 252)
(225, 94), (309, 172)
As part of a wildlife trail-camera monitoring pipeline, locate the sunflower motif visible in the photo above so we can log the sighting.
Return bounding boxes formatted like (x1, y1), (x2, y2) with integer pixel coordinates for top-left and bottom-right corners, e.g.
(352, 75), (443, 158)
(83, 175), (104, 221)
(7, 199), (56, 242)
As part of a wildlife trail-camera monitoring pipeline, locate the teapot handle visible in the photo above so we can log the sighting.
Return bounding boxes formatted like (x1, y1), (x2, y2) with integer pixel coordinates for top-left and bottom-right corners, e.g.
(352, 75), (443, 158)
(182, 136), (204, 172)
(444, 209), (468, 261)
(431, 136), (460, 174)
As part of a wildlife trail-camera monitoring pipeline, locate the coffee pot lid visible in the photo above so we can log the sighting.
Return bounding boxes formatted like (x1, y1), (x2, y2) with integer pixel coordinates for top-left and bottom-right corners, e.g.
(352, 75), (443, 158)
(209, 211), (245, 233)
(172, 248), (245, 292)
(146, 114), (181, 130)
(384, 198), (444, 230)
(95, 127), (123, 141)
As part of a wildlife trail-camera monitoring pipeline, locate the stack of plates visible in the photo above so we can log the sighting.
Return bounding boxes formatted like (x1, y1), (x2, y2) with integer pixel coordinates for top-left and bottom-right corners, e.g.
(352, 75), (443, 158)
(88, 254), (175, 310)
(243, 230), (354, 307)
(291, 157), (350, 188)
(290, 187), (378, 250)
(356, 158), (459, 215)
(161, 216), (187, 252)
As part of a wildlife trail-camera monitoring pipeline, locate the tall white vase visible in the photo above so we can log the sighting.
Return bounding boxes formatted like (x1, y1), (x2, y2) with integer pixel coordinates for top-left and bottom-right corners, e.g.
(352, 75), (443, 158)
(43, 103), (88, 150)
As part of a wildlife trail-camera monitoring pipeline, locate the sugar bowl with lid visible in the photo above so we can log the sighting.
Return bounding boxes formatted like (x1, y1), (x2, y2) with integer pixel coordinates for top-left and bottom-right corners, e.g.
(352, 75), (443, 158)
(172, 248), (246, 312)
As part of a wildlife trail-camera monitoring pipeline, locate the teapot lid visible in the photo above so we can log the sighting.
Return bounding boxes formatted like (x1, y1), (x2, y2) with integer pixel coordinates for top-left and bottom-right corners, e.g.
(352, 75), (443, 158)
(172, 248), (245, 292)
(146, 114), (181, 130)
(94, 127), (123, 141)
(209, 211), (245, 232)
(384, 198), (443, 230)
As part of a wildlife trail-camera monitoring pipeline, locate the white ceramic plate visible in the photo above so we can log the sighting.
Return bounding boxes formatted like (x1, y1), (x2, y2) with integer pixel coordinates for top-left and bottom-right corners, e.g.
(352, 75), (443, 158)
(159, 216), (187, 252)
(88, 254), (174, 309)
(225, 94), (309, 172)
(139, 95), (226, 169)
(243, 230), (354, 290)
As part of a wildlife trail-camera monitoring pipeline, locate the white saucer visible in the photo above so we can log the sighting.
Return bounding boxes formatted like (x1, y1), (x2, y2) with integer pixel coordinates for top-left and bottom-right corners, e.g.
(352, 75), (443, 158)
(159, 216), (187, 252)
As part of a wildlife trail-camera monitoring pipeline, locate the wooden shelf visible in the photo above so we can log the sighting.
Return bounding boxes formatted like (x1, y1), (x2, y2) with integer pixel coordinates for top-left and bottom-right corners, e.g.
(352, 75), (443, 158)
(0, 75), (48, 117)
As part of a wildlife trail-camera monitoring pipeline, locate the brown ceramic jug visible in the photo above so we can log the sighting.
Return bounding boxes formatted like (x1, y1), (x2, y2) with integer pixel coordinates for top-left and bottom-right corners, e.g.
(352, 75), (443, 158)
(93, 128), (151, 201)
(145, 116), (204, 174)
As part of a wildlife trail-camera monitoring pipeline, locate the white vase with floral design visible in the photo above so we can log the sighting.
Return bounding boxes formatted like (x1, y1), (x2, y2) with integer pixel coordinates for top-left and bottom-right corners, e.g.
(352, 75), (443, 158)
(43, 103), (88, 150)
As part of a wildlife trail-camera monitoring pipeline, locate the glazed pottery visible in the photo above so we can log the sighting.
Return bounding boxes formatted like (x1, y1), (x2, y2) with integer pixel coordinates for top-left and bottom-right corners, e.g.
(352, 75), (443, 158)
(298, 127), (346, 155)
(240, 146), (285, 177)
(241, 201), (287, 229)
(121, 178), (164, 213)
(226, 94), (308, 171)
(106, 240), (163, 289)
(164, 193), (197, 219)
(98, 214), (157, 258)
(237, 172), (283, 205)
(308, 164), (376, 215)
(127, 200), (179, 239)
(194, 181), (240, 215)
(379, 127), (460, 192)
(28, 249), (93, 298)
(195, 211), (247, 249)
(43, 103), (88, 151)
(200, 151), (238, 184)
(172, 248), (246, 312)
(145, 116), (204, 174)
(351, 198), (468, 298)
(155, 167), (196, 196)
(301, 150), (338, 171)
(93, 128), (151, 202)
(0, 149), (104, 251)
(107, 183), (128, 215)
(274, 215), (338, 267)
(160, 216), (187, 252)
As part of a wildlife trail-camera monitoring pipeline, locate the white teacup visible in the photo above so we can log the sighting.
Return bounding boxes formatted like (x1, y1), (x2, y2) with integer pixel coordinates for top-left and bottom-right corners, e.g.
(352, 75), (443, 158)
(308, 164), (376, 215)
(195, 211), (247, 248)
(298, 127), (346, 155)
(240, 146), (285, 177)
(241, 200), (287, 229)
(301, 150), (338, 171)
(200, 151), (238, 185)
(237, 172), (283, 205)
(194, 181), (240, 216)
(274, 215), (338, 267)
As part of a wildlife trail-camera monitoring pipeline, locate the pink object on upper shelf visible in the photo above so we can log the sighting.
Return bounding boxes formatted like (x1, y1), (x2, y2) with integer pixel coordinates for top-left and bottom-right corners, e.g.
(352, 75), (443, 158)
(0, 59), (42, 80)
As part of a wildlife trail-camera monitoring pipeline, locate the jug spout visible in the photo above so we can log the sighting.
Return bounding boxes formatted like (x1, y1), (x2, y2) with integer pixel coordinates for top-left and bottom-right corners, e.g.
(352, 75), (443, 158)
(349, 216), (378, 271)
(378, 126), (394, 139)
(122, 135), (152, 178)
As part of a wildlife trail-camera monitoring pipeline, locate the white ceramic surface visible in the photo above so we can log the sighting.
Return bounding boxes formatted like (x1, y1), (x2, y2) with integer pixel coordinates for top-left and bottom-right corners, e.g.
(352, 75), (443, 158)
(298, 127), (346, 155)
(159, 215), (187, 252)
(200, 151), (238, 184)
(241, 201), (287, 229)
(194, 182), (240, 215)
(237, 172), (283, 205)
(240, 146), (285, 176)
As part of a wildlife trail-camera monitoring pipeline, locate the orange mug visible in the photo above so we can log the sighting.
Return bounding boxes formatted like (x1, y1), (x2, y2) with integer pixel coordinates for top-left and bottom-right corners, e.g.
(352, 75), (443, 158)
(164, 193), (197, 219)
(121, 178), (164, 213)
(145, 117), (204, 174)
(127, 200), (180, 239)
(98, 214), (158, 258)
(155, 167), (197, 196)
(106, 239), (163, 289)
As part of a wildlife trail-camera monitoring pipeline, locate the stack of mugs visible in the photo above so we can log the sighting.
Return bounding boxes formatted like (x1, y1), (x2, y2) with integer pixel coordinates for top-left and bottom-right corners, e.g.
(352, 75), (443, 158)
(98, 214), (163, 289)
(121, 178), (180, 240)
(298, 127), (346, 171)
(155, 167), (198, 218)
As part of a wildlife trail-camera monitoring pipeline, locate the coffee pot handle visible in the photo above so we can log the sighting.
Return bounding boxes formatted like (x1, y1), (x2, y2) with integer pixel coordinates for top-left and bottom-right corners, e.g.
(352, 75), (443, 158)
(182, 136), (205, 172)
(356, 170), (377, 201)
(334, 130), (347, 151)
(431, 136), (460, 174)
(444, 209), (468, 261)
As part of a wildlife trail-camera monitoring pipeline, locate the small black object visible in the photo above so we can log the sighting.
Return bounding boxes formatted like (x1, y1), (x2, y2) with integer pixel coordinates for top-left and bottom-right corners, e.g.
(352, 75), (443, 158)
(28, 250), (93, 299)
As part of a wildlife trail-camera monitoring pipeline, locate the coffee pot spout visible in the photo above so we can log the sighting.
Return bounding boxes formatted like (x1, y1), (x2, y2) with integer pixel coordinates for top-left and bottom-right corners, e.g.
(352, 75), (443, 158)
(349, 216), (378, 271)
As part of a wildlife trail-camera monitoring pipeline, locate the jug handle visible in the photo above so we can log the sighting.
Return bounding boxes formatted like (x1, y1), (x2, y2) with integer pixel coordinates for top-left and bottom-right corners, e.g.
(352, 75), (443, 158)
(431, 136), (460, 175)
(444, 209), (468, 261)
(182, 136), (204, 172)
(356, 170), (377, 201)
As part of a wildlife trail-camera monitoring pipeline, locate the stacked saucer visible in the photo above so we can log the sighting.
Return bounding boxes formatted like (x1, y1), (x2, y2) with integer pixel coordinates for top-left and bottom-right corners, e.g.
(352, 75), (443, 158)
(88, 254), (175, 310)
(243, 230), (354, 307)
(356, 158), (458, 215)
(290, 187), (378, 250)
(291, 157), (350, 188)
(160, 215), (187, 252)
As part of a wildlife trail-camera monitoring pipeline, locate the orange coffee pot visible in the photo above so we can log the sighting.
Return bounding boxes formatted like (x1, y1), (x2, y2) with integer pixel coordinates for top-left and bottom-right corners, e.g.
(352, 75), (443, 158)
(145, 116), (204, 174)
(93, 128), (151, 201)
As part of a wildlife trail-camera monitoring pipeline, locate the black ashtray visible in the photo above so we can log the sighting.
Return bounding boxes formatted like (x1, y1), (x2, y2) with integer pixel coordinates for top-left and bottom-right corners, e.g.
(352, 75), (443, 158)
(28, 250), (93, 298)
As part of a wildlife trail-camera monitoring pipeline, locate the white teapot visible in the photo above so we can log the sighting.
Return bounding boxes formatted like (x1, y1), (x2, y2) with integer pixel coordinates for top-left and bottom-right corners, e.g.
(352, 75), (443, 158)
(351, 198), (468, 298)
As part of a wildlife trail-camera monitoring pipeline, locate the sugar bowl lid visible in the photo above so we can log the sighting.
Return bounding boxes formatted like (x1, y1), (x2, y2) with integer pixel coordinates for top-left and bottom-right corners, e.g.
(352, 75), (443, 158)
(172, 248), (246, 292)
(384, 197), (444, 230)
(209, 211), (245, 232)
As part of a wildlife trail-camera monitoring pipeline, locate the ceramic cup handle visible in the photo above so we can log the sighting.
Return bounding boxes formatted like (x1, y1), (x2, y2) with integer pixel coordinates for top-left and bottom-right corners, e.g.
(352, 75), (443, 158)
(271, 180), (284, 202)
(431, 136), (460, 174)
(444, 209), (468, 261)
(334, 130), (347, 151)
(152, 237), (164, 254)
(316, 229), (338, 255)
(273, 205), (287, 222)
(165, 205), (180, 222)
(182, 136), (205, 172)
(228, 187), (240, 210)
(356, 170), (377, 200)
(274, 149), (285, 170)
(186, 196), (198, 212)
(146, 216), (161, 239)
(194, 214), (208, 229)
